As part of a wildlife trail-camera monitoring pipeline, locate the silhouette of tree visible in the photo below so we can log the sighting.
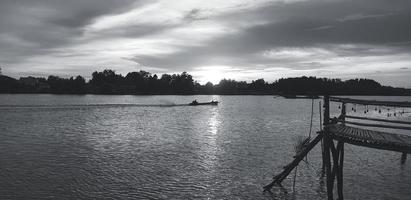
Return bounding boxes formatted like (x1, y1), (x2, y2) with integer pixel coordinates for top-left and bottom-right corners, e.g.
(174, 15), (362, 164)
(125, 71), (149, 94)
(0, 70), (410, 95)
(89, 69), (124, 94)
(170, 72), (195, 94)
(0, 75), (21, 93)
(47, 75), (86, 94)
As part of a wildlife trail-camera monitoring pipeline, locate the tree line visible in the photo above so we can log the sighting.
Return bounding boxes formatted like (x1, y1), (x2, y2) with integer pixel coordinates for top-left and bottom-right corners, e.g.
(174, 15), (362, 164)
(0, 69), (410, 95)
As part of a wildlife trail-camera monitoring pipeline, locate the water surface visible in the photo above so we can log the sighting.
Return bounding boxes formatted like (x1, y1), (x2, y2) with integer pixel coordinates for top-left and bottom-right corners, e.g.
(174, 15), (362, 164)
(0, 94), (410, 199)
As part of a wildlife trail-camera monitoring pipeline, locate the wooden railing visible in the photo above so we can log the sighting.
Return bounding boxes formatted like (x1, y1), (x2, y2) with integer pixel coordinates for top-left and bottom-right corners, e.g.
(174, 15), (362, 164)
(329, 96), (411, 131)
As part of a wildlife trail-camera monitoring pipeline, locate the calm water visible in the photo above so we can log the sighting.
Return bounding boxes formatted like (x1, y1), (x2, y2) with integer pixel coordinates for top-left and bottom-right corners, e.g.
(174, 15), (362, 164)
(0, 94), (410, 199)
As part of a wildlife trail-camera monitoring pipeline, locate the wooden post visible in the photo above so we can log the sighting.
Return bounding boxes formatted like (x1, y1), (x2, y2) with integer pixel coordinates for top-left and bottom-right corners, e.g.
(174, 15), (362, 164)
(341, 103), (346, 125)
(401, 153), (407, 164)
(337, 141), (344, 200)
(320, 101), (326, 174)
(321, 138), (325, 175)
(338, 103), (346, 199)
(323, 95), (333, 200)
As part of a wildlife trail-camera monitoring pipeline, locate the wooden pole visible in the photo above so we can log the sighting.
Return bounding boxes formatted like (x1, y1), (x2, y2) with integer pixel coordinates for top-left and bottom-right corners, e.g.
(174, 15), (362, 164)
(330, 141), (338, 190)
(337, 141), (344, 200)
(323, 95), (333, 200)
(321, 138), (325, 175)
(324, 141), (332, 199)
(341, 103), (346, 125)
(337, 142), (344, 200)
(263, 132), (324, 191)
(319, 101), (325, 174)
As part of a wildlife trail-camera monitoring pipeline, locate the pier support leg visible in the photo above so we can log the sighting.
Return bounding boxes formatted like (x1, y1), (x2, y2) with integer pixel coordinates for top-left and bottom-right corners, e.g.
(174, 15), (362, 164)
(324, 135), (333, 200)
(401, 153), (407, 164)
(325, 140), (345, 200)
(322, 95), (345, 200)
(321, 139), (325, 176)
(325, 139), (345, 200)
(323, 95), (335, 200)
(336, 142), (344, 200)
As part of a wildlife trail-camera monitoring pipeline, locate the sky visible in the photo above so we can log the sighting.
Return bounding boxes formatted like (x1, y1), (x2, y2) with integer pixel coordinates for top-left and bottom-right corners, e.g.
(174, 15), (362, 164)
(1, 0), (411, 87)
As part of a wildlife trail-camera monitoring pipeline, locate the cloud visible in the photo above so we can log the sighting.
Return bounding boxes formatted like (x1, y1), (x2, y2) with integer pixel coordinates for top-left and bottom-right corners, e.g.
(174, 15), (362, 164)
(338, 13), (393, 22)
(1, 0), (411, 87)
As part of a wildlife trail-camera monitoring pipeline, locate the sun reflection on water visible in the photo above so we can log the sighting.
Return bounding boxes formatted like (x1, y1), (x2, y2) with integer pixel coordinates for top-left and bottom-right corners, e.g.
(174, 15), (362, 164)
(209, 107), (219, 135)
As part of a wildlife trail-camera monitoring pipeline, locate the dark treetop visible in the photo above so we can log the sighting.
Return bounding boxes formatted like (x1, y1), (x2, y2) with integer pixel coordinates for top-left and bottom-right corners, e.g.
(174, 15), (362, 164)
(0, 69), (410, 95)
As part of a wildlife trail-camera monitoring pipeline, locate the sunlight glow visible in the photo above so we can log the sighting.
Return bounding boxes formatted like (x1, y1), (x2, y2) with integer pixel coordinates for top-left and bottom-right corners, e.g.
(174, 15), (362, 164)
(192, 65), (238, 84)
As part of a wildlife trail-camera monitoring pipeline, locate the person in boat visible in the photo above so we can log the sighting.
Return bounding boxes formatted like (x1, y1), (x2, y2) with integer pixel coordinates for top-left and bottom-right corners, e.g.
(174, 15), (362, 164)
(192, 99), (198, 105)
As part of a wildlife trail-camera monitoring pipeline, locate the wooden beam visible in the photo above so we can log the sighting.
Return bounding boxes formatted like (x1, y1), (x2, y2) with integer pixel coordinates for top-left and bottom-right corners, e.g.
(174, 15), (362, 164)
(263, 132), (324, 191)
(329, 97), (411, 108)
(340, 120), (411, 131)
(345, 115), (411, 125)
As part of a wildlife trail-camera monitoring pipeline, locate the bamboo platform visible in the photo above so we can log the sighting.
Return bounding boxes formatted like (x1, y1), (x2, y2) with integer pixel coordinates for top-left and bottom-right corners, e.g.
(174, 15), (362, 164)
(264, 96), (410, 200)
(329, 124), (411, 154)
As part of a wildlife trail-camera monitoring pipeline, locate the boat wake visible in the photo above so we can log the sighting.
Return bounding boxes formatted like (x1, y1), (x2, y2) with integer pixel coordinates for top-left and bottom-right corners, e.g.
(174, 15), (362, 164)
(0, 103), (190, 110)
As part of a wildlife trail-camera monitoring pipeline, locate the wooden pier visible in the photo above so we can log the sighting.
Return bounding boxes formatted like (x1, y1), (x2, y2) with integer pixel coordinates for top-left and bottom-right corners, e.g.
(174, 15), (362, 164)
(264, 95), (411, 200)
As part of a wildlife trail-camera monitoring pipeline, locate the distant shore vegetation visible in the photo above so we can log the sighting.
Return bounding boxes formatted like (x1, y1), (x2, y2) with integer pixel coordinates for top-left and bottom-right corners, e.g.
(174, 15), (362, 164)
(0, 69), (410, 95)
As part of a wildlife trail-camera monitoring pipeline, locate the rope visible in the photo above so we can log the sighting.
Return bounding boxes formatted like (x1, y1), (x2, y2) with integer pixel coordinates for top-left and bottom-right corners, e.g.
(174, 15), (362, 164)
(309, 98), (315, 138)
(319, 101), (322, 131)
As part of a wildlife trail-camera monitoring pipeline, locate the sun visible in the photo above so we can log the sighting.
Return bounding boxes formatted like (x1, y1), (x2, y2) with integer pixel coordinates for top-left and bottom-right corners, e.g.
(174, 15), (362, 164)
(201, 70), (224, 84)
(194, 66), (232, 85)
(198, 66), (224, 85)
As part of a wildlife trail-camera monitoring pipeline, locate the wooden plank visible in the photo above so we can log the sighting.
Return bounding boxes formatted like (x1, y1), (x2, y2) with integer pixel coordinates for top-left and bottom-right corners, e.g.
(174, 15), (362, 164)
(390, 134), (410, 145)
(381, 134), (398, 145)
(363, 129), (370, 141)
(337, 124), (345, 133)
(375, 131), (388, 142)
(350, 126), (359, 139)
(364, 129), (372, 141)
(368, 129), (384, 142)
(396, 134), (411, 144)
(358, 128), (365, 140)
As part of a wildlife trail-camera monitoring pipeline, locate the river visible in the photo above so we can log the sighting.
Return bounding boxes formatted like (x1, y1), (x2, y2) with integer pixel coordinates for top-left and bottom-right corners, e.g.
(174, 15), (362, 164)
(0, 94), (410, 199)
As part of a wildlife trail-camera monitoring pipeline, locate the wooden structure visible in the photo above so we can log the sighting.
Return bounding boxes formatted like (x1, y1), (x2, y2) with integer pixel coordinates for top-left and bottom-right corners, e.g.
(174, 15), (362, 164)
(264, 96), (411, 200)
(322, 96), (411, 199)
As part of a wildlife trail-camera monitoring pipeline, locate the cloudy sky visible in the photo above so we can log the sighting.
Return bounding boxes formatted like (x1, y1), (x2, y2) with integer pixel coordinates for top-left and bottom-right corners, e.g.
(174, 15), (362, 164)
(1, 0), (411, 86)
